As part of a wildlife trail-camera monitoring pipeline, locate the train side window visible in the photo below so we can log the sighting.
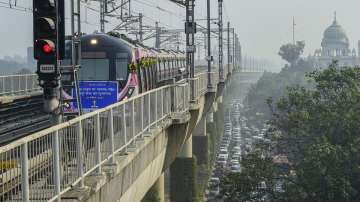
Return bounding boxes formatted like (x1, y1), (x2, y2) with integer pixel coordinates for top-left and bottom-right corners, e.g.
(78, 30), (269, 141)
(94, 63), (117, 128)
(115, 59), (128, 81)
(116, 53), (129, 81)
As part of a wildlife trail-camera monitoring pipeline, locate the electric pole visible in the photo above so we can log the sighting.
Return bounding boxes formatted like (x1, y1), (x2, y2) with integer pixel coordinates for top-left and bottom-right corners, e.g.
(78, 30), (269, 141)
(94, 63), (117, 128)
(218, 0), (224, 81)
(155, 21), (160, 49)
(139, 13), (143, 42)
(207, 0), (212, 87)
(227, 21), (231, 74)
(100, 0), (106, 32)
(232, 28), (235, 70)
(293, 16), (296, 45)
(185, 0), (196, 99)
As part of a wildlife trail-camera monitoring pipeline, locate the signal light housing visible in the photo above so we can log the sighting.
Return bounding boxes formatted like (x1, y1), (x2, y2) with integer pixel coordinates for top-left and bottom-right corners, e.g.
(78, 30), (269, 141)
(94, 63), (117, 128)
(33, 0), (64, 88)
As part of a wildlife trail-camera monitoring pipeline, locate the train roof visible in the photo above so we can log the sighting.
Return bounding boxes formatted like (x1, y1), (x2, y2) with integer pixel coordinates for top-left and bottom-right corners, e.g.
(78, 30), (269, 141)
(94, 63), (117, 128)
(78, 32), (185, 60)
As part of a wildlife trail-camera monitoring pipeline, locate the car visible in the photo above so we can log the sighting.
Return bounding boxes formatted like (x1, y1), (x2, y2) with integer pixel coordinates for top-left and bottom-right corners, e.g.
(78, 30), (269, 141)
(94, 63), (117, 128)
(230, 159), (240, 166)
(219, 147), (228, 152)
(232, 146), (241, 152)
(217, 156), (227, 166)
(218, 152), (229, 160)
(232, 154), (241, 160)
(209, 177), (220, 187)
(230, 164), (241, 173)
(232, 133), (241, 138)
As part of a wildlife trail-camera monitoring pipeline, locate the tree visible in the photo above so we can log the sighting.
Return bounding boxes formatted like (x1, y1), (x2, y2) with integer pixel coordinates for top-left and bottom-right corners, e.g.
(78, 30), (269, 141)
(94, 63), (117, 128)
(278, 41), (305, 66)
(221, 62), (360, 201)
(267, 63), (360, 201)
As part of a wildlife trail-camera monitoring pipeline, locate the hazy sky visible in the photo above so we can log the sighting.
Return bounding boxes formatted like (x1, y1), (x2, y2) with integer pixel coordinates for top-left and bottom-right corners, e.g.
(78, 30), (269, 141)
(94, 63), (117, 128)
(1, 0), (360, 67)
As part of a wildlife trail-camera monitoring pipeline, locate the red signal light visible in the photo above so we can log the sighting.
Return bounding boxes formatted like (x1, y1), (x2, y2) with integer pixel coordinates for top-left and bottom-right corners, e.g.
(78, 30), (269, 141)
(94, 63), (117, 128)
(42, 43), (53, 53)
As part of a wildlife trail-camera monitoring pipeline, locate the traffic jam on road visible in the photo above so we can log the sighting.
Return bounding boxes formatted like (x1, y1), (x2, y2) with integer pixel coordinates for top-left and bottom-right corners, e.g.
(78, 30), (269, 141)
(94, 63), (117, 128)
(206, 99), (270, 201)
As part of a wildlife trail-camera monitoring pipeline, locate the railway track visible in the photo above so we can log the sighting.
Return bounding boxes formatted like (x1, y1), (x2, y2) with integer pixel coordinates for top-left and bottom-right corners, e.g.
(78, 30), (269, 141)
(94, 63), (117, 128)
(0, 95), (53, 145)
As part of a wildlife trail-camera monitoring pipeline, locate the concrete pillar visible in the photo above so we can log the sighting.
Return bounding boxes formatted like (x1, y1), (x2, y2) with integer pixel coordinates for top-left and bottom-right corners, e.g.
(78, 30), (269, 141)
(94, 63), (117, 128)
(179, 135), (192, 158)
(170, 135), (197, 202)
(142, 173), (165, 202)
(207, 112), (214, 123)
(193, 118), (209, 165)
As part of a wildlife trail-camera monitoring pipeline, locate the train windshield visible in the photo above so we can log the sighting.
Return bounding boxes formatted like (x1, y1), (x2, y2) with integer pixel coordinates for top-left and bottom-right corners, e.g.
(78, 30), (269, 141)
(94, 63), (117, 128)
(79, 59), (109, 80)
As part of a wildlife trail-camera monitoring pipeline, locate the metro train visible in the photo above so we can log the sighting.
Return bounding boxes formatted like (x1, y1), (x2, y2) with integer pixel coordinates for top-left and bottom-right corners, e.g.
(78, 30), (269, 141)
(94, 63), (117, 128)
(64, 32), (187, 106)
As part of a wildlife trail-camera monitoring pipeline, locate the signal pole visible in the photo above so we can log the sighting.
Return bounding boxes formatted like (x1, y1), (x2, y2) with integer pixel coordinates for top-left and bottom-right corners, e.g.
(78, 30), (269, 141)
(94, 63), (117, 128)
(232, 28), (235, 70)
(139, 13), (143, 42)
(207, 0), (212, 87)
(218, 0), (224, 81)
(100, 0), (106, 32)
(185, 0), (196, 99)
(227, 21), (231, 74)
(155, 21), (161, 49)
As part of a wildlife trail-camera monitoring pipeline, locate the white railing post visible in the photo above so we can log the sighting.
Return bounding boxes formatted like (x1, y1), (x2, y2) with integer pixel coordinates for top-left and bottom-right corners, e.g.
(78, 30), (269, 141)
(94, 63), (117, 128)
(161, 89), (164, 118)
(108, 109), (115, 164)
(76, 121), (84, 188)
(2, 77), (5, 95)
(95, 113), (102, 174)
(148, 93), (151, 130)
(183, 85), (186, 111)
(141, 96), (144, 133)
(10, 77), (14, 94)
(131, 100), (135, 140)
(174, 85), (178, 112)
(25, 74), (28, 92)
(155, 91), (158, 126)
(53, 130), (61, 201)
(21, 143), (29, 202)
(18, 75), (21, 93)
(122, 104), (127, 152)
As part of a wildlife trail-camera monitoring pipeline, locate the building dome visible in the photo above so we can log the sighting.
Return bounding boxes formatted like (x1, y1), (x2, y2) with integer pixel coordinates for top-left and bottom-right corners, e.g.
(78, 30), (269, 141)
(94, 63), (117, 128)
(321, 17), (349, 48)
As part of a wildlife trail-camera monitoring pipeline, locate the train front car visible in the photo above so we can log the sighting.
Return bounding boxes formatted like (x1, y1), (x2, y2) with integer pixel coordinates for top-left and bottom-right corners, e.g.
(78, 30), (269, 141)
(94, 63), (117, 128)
(63, 33), (138, 113)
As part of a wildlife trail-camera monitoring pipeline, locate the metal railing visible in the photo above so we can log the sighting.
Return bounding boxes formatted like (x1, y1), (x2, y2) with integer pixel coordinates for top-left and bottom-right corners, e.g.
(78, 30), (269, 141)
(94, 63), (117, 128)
(0, 74), (41, 96)
(0, 69), (225, 201)
(0, 83), (189, 201)
(209, 71), (219, 89)
(189, 73), (208, 101)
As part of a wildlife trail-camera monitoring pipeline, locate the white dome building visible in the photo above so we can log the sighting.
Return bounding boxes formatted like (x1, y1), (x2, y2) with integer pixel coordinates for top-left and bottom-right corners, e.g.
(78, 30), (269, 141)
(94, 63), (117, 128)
(313, 14), (358, 68)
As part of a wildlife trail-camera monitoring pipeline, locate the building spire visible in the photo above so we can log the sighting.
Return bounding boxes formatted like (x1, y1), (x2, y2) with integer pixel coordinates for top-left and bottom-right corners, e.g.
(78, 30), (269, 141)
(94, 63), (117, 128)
(334, 11), (337, 23)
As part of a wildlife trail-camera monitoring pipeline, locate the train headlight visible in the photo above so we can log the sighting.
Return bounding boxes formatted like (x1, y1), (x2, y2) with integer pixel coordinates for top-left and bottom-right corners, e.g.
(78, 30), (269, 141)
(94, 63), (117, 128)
(90, 39), (98, 45)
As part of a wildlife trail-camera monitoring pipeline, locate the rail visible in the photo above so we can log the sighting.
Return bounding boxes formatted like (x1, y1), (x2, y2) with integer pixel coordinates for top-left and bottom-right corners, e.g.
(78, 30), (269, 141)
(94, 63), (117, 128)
(0, 74), (41, 96)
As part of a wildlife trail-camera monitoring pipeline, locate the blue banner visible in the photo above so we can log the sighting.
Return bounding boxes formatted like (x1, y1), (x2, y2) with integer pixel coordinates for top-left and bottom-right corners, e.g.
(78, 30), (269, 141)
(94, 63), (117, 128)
(73, 81), (119, 112)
